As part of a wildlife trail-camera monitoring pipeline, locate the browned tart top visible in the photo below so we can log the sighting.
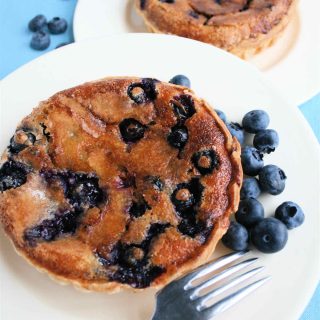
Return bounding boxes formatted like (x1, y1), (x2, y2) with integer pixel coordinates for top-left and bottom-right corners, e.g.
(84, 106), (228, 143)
(0, 77), (241, 289)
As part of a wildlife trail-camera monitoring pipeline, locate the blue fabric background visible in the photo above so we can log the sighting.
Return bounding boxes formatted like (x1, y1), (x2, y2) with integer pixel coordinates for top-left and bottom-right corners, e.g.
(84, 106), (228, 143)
(0, 1), (319, 319)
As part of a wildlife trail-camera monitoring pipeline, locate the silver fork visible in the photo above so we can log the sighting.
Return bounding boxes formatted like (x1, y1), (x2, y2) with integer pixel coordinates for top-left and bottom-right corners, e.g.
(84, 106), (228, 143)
(152, 251), (270, 320)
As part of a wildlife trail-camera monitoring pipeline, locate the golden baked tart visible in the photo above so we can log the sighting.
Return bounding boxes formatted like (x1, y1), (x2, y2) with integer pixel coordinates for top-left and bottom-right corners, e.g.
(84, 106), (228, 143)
(0, 77), (242, 292)
(136, 0), (297, 59)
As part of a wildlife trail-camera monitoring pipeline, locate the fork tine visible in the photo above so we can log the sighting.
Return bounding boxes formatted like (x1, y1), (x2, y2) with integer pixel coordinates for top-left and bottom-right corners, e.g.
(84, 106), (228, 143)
(188, 258), (258, 297)
(200, 276), (271, 319)
(183, 250), (249, 290)
(195, 266), (265, 308)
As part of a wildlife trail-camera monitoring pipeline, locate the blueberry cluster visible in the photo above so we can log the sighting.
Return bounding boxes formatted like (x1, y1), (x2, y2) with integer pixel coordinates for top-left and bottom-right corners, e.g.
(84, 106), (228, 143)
(97, 223), (169, 288)
(220, 109), (305, 254)
(28, 14), (69, 51)
(41, 170), (104, 209)
(217, 109), (285, 197)
(167, 93), (196, 150)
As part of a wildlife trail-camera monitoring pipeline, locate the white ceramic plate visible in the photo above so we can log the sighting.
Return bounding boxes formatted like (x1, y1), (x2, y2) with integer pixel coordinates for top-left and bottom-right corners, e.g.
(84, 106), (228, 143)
(73, 0), (320, 106)
(0, 34), (319, 320)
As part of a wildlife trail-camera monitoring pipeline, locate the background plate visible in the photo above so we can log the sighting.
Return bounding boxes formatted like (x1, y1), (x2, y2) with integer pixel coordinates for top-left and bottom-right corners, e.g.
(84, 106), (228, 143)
(73, 0), (320, 106)
(0, 34), (319, 320)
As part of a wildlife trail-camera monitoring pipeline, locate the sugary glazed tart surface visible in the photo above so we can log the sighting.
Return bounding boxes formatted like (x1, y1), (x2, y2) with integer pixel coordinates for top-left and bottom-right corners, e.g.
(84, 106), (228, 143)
(136, 0), (296, 59)
(0, 77), (241, 292)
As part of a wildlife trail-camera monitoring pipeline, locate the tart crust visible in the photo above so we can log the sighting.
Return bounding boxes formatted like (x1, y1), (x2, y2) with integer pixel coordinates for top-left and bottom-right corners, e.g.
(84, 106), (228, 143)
(0, 77), (242, 292)
(135, 0), (297, 59)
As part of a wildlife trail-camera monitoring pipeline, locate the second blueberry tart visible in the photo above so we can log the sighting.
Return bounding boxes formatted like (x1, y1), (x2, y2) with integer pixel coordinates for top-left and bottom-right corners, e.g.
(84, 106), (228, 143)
(135, 0), (297, 59)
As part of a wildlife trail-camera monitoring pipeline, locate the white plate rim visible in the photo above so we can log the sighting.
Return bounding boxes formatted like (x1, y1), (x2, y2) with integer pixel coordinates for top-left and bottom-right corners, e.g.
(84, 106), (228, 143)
(0, 33), (319, 320)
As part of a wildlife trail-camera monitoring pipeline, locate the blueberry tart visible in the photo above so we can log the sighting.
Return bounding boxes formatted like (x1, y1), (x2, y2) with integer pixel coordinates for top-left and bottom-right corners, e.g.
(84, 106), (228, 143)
(0, 77), (242, 292)
(135, 0), (297, 59)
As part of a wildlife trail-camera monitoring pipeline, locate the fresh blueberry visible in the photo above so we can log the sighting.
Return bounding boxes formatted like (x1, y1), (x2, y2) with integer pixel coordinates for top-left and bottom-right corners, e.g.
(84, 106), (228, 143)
(215, 109), (227, 123)
(127, 78), (158, 104)
(235, 198), (264, 227)
(119, 118), (146, 143)
(171, 94), (195, 124)
(169, 75), (191, 88)
(0, 160), (29, 192)
(48, 17), (68, 34)
(41, 171), (104, 208)
(192, 149), (219, 175)
(251, 217), (288, 253)
(253, 129), (279, 153)
(240, 178), (261, 199)
(226, 122), (245, 145)
(242, 110), (270, 133)
(275, 201), (305, 229)
(30, 30), (50, 50)
(259, 165), (286, 195)
(222, 221), (249, 251)
(28, 14), (47, 32)
(241, 146), (264, 176)
(167, 125), (188, 149)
